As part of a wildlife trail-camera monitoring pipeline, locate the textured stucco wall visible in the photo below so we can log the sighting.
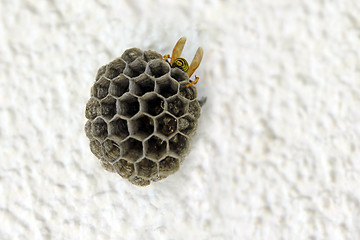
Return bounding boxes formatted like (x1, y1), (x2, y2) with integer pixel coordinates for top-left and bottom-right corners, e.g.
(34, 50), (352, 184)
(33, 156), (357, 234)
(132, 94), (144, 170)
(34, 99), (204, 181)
(1, 0), (360, 239)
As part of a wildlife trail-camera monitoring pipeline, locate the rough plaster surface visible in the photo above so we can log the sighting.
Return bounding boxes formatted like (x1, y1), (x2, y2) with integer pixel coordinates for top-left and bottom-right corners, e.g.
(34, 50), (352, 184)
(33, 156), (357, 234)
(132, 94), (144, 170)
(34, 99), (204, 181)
(1, 0), (360, 239)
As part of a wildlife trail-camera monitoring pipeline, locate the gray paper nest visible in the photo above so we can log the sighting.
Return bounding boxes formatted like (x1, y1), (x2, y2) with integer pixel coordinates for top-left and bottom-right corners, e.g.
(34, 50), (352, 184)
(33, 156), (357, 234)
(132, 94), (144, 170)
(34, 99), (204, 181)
(85, 48), (202, 186)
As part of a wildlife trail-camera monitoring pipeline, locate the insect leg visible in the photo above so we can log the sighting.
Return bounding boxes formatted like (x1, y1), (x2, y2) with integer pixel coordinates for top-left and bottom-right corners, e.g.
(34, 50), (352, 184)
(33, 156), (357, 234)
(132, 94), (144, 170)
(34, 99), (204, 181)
(186, 75), (199, 88)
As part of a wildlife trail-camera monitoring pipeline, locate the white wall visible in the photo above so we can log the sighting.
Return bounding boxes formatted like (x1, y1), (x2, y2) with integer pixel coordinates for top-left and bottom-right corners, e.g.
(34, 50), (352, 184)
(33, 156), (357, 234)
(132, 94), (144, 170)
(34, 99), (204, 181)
(1, 0), (360, 239)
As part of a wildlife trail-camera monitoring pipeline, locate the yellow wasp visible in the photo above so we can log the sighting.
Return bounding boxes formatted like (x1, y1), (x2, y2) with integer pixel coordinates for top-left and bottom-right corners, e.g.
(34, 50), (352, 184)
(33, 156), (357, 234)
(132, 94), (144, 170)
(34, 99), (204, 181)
(162, 37), (204, 88)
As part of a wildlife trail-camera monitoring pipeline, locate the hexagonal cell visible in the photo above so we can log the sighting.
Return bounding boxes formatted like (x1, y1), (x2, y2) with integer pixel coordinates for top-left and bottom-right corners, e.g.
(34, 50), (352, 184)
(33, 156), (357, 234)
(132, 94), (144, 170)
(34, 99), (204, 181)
(84, 120), (92, 138)
(155, 77), (179, 98)
(91, 117), (108, 140)
(141, 93), (165, 116)
(113, 159), (134, 179)
(189, 100), (201, 119)
(143, 50), (162, 62)
(169, 133), (189, 156)
(102, 139), (121, 163)
(170, 68), (188, 83)
(179, 83), (197, 100)
(109, 74), (129, 97)
(92, 76), (110, 99)
(120, 137), (143, 162)
(157, 113), (177, 137)
(117, 94), (140, 118)
(108, 116), (129, 142)
(121, 48), (144, 63)
(159, 157), (180, 174)
(100, 159), (115, 172)
(125, 58), (147, 78)
(178, 115), (197, 135)
(96, 65), (106, 81)
(136, 158), (157, 178)
(85, 98), (100, 120)
(89, 139), (103, 159)
(167, 96), (187, 117)
(129, 176), (150, 186)
(104, 58), (126, 79)
(100, 96), (116, 119)
(145, 135), (167, 160)
(130, 74), (155, 96)
(129, 114), (154, 139)
(147, 59), (170, 78)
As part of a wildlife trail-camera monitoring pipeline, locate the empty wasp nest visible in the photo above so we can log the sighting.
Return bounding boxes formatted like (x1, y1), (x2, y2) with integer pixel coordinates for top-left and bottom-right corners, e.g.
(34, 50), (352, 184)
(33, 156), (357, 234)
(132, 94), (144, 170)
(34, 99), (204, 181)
(85, 48), (201, 186)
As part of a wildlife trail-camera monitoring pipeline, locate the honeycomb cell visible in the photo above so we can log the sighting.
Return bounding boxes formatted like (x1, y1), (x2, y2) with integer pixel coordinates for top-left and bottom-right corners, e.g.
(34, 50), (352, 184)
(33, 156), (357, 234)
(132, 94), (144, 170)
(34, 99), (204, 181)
(91, 117), (107, 140)
(130, 114), (154, 139)
(159, 157), (179, 174)
(136, 158), (157, 178)
(179, 83), (197, 100)
(121, 48), (143, 63)
(104, 58), (126, 79)
(130, 74), (155, 96)
(157, 113), (177, 137)
(85, 98), (100, 120)
(117, 94), (139, 118)
(90, 139), (103, 159)
(189, 100), (201, 119)
(178, 115), (196, 135)
(147, 59), (170, 78)
(113, 159), (135, 179)
(140, 93), (165, 116)
(144, 50), (162, 62)
(92, 76), (110, 99)
(129, 176), (150, 186)
(169, 133), (189, 156)
(108, 116), (129, 141)
(84, 120), (92, 138)
(109, 74), (129, 97)
(102, 139), (121, 163)
(100, 96), (116, 119)
(170, 68), (188, 82)
(145, 135), (167, 160)
(155, 77), (179, 98)
(120, 137), (143, 162)
(96, 65), (106, 81)
(126, 58), (147, 78)
(167, 96), (187, 117)
(100, 159), (115, 172)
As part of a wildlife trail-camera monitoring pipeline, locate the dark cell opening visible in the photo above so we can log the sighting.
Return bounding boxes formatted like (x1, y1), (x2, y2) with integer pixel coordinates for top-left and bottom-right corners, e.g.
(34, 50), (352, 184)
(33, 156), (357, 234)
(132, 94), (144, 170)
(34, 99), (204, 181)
(91, 118), (107, 139)
(156, 78), (178, 98)
(159, 157), (179, 173)
(118, 95), (140, 118)
(109, 75), (129, 97)
(136, 158), (157, 178)
(179, 83), (196, 100)
(167, 96), (186, 117)
(120, 138), (143, 162)
(131, 115), (154, 139)
(169, 134), (188, 156)
(109, 117), (129, 140)
(146, 136), (167, 160)
(101, 96), (116, 119)
(146, 96), (164, 116)
(148, 60), (170, 78)
(157, 114), (177, 137)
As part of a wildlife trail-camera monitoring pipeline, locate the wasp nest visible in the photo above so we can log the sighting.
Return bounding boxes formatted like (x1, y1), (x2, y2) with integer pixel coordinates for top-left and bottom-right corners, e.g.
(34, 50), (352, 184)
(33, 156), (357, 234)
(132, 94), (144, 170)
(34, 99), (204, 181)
(85, 48), (201, 186)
